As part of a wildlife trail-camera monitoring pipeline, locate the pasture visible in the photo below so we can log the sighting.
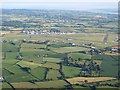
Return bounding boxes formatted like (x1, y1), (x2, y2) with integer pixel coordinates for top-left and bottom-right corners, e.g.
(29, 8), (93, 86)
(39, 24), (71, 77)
(100, 55), (118, 77)
(50, 47), (90, 53)
(21, 43), (46, 49)
(46, 69), (61, 80)
(2, 83), (13, 89)
(41, 62), (60, 70)
(5, 72), (38, 82)
(43, 57), (62, 63)
(35, 80), (69, 88)
(68, 53), (91, 60)
(17, 60), (42, 69)
(2, 42), (18, 52)
(11, 82), (39, 88)
(20, 48), (54, 56)
(30, 67), (47, 81)
(5, 52), (19, 60)
(62, 65), (82, 78)
(23, 56), (43, 64)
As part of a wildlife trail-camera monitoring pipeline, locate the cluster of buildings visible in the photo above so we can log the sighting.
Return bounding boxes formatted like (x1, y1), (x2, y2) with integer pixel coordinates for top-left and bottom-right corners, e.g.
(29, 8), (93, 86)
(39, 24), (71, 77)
(21, 30), (68, 35)
(21, 30), (80, 35)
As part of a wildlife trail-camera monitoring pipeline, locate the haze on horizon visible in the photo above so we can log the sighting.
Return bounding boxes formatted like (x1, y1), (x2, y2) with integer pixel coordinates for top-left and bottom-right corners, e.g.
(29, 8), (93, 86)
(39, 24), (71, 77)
(1, 0), (118, 12)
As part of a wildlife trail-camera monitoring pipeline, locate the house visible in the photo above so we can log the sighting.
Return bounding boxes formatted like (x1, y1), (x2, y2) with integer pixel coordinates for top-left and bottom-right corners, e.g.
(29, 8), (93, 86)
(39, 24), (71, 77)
(111, 45), (120, 53)
(113, 38), (119, 42)
(0, 76), (4, 81)
(72, 43), (76, 46)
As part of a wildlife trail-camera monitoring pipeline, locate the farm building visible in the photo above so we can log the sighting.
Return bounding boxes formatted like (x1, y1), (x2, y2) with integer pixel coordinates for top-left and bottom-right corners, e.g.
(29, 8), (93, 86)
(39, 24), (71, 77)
(0, 76), (4, 81)
(111, 45), (120, 53)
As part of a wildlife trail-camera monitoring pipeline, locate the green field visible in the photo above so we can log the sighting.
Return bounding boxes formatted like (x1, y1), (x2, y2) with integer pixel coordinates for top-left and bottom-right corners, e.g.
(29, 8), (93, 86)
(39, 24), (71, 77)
(2, 42), (18, 52)
(43, 57), (62, 63)
(30, 67), (47, 81)
(21, 43), (46, 49)
(2, 60), (19, 68)
(62, 65), (82, 78)
(11, 82), (39, 88)
(2, 83), (13, 89)
(49, 47), (90, 53)
(5, 52), (19, 59)
(46, 69), (61, 80)
(100, 55), (118, 77)
(5, 72), (37, 82)
(23, 56), (43, 64)
(2, 69), (12, 77)
(20, 48), (54, 56)
(68, 53), (91, 60)
(6, 65), (26, 74)
(41, 62), (60, 70)
(1, 9), (118, 89)
(17, 60), (42, 69)
(35, 80), (69, 88)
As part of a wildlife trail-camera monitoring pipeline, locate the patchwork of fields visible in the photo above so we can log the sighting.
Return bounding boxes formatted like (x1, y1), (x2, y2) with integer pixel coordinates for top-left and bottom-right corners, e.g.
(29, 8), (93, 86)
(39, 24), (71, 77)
(1, 9), (119, 89)
(1, 33), (119, 89)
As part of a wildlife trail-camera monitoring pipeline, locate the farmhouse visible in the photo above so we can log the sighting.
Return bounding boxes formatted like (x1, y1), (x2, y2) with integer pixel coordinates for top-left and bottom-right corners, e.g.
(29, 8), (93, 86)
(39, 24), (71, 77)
(0, 76), (4, 81)
(113, 38), (119, 42)
(111, 45), (120, 53)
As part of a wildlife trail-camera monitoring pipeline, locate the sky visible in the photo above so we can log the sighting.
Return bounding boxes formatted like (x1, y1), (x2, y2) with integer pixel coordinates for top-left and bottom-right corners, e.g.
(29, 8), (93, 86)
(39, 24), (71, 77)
(1, 0), (119, 3)
(0, 0), (119, 10)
